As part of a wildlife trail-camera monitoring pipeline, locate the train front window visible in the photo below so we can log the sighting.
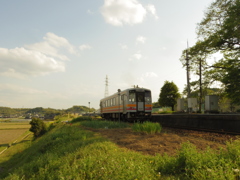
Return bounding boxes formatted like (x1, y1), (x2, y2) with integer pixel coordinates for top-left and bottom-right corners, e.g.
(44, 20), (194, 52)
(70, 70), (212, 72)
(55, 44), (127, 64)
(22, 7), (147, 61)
(145, 91), (151, 102)
(137, 93), (144, 102)
(129, 92), (135, 102)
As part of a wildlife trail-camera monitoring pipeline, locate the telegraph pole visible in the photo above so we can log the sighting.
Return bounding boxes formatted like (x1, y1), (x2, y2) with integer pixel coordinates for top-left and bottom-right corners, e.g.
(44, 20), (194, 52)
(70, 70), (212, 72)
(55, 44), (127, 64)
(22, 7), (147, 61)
(199, 59), (202, 113)
(186, 41), (191, 113)
(186, 41), (191, 99)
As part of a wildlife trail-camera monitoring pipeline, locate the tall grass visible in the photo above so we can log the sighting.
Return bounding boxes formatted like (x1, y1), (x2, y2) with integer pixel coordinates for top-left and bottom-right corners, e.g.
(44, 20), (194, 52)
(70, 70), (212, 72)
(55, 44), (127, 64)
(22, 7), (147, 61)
(132, 121), (162, 134)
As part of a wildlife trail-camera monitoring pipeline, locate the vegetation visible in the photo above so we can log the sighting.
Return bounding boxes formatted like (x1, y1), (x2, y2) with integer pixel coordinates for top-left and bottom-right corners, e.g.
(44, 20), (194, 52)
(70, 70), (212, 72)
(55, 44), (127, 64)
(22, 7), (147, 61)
(72, 116), (130, 129)
(158, 81), (180, 111)
(0, 105), (96, 120)
(1, 120), (240, 179)
(180, 0), (240, 107)
(29, 118), (47, 138)
(132, 121), (162, 134)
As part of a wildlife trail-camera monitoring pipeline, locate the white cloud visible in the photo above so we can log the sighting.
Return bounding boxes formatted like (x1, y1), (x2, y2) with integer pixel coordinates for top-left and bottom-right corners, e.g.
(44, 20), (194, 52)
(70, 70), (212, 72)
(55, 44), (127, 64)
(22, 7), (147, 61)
(0, 47), (65, 79)
(79, 44), (92, 51)
(136, 36), (146, 44)
(0, 32), (79, 79)
(45, 32), (77, 55)
(101, 0), (147, 26)
(146, 4), (159, 20)
(25, 41), (69, 61)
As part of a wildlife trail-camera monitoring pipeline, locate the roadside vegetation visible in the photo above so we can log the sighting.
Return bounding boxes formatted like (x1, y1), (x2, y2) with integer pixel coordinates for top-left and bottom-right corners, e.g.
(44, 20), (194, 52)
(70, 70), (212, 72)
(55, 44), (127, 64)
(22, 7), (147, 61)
(0, 116), (240, 179)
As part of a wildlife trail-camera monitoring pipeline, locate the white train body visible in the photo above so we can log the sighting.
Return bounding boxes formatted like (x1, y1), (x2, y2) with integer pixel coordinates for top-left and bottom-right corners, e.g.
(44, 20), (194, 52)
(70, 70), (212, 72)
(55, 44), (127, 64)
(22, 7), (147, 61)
(100, 87), (152, 121)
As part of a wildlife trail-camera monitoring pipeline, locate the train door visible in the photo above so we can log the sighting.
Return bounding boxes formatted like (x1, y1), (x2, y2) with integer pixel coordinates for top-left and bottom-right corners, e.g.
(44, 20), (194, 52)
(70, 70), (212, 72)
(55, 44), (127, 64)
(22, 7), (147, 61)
(122, 95), (127, 114)
(136, 92), (144, 111)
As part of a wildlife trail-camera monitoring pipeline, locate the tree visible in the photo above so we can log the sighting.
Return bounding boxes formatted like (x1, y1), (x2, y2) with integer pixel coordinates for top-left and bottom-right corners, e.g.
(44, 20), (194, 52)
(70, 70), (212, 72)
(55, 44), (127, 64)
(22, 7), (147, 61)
(158, 81), (180, 111)
(180, 0), (240, 106)
(29, 118), (47, 138)
(221, 60), (240, 105)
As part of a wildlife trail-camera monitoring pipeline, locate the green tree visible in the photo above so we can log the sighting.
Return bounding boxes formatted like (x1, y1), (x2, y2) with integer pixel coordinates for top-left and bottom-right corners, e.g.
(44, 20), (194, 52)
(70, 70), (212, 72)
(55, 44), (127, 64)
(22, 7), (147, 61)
(180, 0), (240, 106)
(29, 118), (47, 138)
(158, 81), (180, 111)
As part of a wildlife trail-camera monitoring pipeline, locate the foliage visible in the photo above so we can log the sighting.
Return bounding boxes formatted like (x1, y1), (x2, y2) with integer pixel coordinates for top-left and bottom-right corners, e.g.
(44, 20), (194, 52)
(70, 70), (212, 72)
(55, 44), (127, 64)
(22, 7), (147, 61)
(158, 81), (180, 111)
(66, 105), (95, 114)
(29, 118), (47, 138)
(221, 60), (240, 105)
(179, 0), (240, 106)
(152, 102), (161, 108)
(132, 121), (162, 134)
(71, 116), (93, 123)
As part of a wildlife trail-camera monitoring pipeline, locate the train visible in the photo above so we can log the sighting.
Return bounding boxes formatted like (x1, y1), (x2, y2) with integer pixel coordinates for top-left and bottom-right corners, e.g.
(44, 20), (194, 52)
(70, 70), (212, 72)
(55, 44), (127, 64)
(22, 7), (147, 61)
(100, 87), (152, 122)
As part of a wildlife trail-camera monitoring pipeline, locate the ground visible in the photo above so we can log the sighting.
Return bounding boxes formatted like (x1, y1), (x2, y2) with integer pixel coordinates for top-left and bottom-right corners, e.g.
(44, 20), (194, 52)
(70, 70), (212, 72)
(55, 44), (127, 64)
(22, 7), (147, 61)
(84, 127), (238, 156)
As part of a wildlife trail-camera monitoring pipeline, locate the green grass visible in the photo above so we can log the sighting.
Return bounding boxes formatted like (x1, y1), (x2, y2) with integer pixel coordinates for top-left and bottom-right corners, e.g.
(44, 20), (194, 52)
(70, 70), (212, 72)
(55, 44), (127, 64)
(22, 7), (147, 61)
(158, 111), (174, 114)
(132, 121), (162, 134)
(80, 120), (130, 129)
(1, 121), (240, 179)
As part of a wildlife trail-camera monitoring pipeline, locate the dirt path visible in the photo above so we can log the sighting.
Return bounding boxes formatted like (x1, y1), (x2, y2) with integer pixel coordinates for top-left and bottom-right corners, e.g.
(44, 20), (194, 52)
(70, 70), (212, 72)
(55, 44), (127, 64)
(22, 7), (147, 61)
(84, 127), (237, 156)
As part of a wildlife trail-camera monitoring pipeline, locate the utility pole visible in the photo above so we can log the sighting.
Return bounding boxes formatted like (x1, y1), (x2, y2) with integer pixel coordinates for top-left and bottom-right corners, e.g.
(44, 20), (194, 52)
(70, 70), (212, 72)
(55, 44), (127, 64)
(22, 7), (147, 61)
(186, 41), (191, 99)
(199, 59), (202, 113)
(186, 41), (191, 113)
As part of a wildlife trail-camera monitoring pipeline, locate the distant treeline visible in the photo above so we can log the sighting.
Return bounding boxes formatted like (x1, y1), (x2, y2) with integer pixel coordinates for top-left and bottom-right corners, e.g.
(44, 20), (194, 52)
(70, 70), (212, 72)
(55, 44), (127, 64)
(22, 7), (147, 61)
(0, 106), (96, 118)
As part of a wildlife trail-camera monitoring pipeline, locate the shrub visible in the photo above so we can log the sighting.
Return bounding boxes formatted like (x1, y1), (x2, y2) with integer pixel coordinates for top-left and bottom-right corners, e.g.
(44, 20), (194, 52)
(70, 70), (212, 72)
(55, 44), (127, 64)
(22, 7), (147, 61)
(132, 121), (162, 134)
(29, 118), (47, 138)
(71, 116), (93, 123)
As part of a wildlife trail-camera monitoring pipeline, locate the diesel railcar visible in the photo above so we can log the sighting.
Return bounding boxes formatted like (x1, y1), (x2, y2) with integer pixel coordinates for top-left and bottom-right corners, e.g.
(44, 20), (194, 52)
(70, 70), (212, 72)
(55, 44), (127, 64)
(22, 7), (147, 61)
(100, 87), (152, 122)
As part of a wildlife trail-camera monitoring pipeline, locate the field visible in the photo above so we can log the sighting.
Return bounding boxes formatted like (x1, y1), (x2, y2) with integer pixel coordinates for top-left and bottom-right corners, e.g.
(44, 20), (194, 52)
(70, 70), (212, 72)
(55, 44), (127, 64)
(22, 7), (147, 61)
(83, 126), (237, 156)
(0, 122), (31, 152)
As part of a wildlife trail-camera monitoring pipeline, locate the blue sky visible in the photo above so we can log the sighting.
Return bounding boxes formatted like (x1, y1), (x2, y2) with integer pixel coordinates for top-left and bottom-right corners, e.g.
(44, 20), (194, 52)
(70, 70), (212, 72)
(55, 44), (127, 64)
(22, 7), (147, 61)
(0, 0), (213, 109)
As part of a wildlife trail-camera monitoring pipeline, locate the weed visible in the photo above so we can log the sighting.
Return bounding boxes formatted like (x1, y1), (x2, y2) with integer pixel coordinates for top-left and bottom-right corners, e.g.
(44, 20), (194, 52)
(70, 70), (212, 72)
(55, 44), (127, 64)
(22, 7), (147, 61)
(132, 121), (162, 134)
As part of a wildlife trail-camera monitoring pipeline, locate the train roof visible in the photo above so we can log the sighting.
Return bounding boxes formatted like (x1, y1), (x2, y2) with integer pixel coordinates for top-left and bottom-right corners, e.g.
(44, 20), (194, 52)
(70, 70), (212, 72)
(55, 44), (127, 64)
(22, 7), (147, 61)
(100, 87), (151, 101)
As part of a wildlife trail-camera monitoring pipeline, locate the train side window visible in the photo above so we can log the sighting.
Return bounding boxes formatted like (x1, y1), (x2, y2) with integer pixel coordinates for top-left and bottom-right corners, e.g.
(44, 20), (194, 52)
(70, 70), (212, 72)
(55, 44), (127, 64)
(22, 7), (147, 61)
(113, 98), (115, 106)
(129, 92), (135, 102)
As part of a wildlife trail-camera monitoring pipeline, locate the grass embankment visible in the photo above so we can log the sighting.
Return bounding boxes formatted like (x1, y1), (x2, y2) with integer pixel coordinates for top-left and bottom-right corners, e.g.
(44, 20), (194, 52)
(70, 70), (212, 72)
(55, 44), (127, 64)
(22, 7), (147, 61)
(1, 117), (240, 179)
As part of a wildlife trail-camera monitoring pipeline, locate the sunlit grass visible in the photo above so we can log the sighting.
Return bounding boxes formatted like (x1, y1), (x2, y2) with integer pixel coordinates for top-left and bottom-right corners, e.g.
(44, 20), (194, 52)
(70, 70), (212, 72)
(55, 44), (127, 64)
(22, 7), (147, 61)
(132, 121), (162, 134)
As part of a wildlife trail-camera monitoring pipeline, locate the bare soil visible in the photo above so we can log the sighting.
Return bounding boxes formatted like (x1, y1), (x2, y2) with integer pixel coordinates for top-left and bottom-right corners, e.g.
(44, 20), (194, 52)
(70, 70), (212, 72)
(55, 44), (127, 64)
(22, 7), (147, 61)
(85, 127), (238, 156)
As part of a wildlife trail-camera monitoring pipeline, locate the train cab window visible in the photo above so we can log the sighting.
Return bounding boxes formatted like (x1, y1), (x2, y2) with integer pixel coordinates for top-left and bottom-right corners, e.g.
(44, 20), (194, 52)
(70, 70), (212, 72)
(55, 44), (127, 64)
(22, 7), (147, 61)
(145, 91), (151, 102)
(129, 92), (135, 102)
(137, 93), (144, 102)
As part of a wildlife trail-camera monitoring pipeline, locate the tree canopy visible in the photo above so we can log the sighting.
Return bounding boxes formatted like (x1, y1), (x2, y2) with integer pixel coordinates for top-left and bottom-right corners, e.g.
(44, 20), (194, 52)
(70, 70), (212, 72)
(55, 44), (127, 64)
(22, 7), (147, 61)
(180, 0), (240, 105)
(158, 81), (180, 111)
